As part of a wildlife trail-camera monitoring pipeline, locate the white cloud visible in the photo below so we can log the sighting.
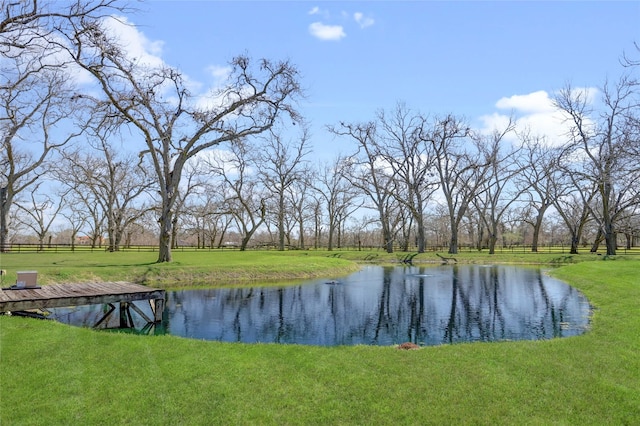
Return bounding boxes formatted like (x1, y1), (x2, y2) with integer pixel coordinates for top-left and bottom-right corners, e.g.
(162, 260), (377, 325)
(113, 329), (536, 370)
(495, 90), (555, 114)
(479, 111), (568, 146)
(2, 15), (169, 90)
(95, 18), (260, 116)
(0, 22), (97, 86)
(354, 12), (375, 29)
(102, 15), (165, 69)
(478, 89), (599, 147)
(206, 65), (232, 83)
(103, 16), (230, 109)
(309, 22), (346, 41)
(308, 6), (320, 15)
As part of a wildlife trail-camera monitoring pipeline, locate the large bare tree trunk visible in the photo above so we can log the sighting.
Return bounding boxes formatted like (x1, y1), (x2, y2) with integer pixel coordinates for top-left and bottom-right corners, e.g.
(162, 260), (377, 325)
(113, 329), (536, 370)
(604, 224), (617, 256)
(448, 220), (459, 254)
(487, 219), (500, 255)
(531, 211), (545, 253)
(0, 188), (9, 252)
(278, 195), (286, 251)
(158, 209), (173, 262)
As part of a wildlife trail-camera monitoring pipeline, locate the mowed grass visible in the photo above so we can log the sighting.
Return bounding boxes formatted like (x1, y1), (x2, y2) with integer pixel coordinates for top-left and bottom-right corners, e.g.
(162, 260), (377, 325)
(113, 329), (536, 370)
(0, 254), (638, 424)
(332, 249), (612, 265)
(0, 247), (624, 288)
(0, 250), (360, 288)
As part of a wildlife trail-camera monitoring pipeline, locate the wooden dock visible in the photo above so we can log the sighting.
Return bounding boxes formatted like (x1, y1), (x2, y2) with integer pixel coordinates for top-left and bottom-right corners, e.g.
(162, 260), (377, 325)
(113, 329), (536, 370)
(0, 282), (165, 327)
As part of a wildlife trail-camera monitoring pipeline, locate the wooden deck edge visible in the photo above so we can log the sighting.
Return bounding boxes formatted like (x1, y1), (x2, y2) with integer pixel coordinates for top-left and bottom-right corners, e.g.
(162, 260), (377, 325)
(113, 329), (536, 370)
(0, 285), (165, 313)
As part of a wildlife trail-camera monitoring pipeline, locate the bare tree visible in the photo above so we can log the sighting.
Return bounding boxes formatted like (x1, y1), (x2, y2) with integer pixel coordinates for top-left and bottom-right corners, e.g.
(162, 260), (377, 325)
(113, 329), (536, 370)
(183, 198), (218, 249)
(64, 175), (104, 248)
(423, 115), (486, 254)
(553, 179), (597, 254)
(515, 134), (562, 252)
(472, 121), (521, 254)
(205, 139), (267, 251)
(329, 121), (397, 253)
(194, 186), (233, 249)
(258, 125), (311, 250)
(621, 41), (640, 68)
(376, 104), (438, 253)
(57, 131), (154, 252)
(1, 1), (125, 53)
(393, 200), (414, 252)
(169, 157), (209, 249)
(60, 197), (87, 251)
(0, 57), (82, 251)
(310, 193), (323, 249)
(313, 157), (362, 251)
(1, 0), (129, 252)
(14, 183), (65, 250)
(616, 203), (640, 249)
(58, 15), (301, 261)
(175, 159), (228, 249)
(554, 77), (640, 255)
(286, 170), (314, 249)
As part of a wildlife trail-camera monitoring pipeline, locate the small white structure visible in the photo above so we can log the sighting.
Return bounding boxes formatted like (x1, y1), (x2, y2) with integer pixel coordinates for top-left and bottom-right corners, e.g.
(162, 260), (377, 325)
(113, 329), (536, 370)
(16, 271), (38, 288)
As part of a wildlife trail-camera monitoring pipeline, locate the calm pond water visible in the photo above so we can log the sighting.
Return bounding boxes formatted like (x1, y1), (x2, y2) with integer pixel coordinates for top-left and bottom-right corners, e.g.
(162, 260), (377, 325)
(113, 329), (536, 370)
(51, 265), (591, 347)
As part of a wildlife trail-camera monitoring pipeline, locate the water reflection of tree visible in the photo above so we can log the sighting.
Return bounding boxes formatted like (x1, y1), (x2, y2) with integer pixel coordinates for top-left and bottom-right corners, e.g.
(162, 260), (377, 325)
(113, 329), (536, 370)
(145, 266), (589, 346)
(406, 276), (425, 344)
(534, 270), (554, 337)
(328, 284), (338, 340)
(533, 269), (576, 338)
(443, 267), (458, 343)
(373, 273), (392, 344)
(484, 266), (506, 341)
(444, 266), (508, 344)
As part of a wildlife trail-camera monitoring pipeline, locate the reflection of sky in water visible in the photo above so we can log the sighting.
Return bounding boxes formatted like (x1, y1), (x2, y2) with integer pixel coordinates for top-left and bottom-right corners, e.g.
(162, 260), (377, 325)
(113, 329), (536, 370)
(52, 265), (591, 347)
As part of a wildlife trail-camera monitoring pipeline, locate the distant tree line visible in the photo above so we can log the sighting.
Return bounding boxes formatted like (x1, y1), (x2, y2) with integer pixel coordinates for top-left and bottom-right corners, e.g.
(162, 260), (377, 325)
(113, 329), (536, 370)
(2, 1), (639, 261)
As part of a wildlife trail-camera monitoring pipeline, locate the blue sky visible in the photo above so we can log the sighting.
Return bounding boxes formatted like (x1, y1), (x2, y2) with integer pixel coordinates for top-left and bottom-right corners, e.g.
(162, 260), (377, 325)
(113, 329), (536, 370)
(126, 1), (638, 158)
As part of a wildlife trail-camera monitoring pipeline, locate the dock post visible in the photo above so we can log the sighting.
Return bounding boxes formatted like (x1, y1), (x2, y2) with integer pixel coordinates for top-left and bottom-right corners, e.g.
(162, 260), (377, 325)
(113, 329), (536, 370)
(119, 302), (129, 328)
(150, 298), (165, 323)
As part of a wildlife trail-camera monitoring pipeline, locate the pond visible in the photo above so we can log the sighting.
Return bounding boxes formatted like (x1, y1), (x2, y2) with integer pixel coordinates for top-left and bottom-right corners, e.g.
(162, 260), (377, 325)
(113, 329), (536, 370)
(51, 265), (591, 347)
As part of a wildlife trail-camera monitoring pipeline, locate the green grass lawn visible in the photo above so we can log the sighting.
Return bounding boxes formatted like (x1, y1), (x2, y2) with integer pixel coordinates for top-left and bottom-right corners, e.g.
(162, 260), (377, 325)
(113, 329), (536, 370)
(0, 250), (361, 288)
(1, 253), (639, 424)
(0, 248), (619, 288)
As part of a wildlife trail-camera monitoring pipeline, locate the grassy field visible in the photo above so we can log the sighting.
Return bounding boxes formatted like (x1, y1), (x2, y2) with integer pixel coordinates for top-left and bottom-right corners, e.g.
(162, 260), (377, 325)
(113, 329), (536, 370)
(0, 252), (639, 424)
(0, 250), (361, 288)
(0, 248), (620, 288)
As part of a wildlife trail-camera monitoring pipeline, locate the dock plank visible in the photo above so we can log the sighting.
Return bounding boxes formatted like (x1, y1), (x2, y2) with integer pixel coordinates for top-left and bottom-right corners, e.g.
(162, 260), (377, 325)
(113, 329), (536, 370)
(0, 282), (165, 313)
